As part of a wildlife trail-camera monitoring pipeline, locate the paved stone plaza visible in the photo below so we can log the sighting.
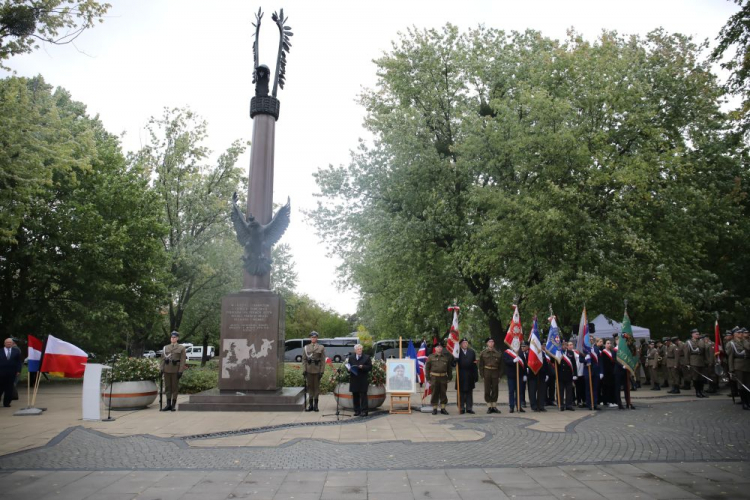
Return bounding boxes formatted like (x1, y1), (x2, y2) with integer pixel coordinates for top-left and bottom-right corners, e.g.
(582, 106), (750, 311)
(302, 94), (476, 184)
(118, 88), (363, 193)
(0, 384), (748, 499)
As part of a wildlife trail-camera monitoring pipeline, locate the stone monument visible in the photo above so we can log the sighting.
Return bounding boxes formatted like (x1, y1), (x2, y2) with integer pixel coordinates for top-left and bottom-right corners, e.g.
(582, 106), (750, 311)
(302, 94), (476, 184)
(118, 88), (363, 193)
(181, 8), (304, 411)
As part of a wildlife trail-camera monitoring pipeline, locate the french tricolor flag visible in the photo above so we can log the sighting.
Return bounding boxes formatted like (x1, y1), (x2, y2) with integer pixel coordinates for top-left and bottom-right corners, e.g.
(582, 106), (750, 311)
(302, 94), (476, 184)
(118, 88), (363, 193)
(40, 335), (88, 378)
(27, 335), (43, 372)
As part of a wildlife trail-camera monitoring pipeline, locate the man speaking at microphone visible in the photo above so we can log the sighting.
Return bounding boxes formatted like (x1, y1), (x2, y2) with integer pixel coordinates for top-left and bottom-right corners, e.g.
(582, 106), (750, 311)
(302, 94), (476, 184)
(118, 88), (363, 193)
(347, 344), (372, 416)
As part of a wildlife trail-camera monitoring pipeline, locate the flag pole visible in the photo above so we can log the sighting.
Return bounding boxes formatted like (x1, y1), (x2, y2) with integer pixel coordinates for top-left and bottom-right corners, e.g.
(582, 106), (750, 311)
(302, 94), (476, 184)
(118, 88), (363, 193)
(588, 365), (594, 410)
(26, 369), (31, 408)
(31, 369), (42, 407)
(554, 359), (561, 410)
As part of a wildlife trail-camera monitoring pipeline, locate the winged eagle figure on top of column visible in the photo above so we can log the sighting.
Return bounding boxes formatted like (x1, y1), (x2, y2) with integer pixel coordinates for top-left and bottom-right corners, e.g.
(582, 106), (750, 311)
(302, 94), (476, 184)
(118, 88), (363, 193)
(231, 192), (291, 276)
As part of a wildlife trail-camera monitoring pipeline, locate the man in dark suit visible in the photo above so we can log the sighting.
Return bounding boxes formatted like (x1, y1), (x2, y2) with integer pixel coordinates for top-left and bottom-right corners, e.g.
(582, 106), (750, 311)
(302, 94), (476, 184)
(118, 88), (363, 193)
(456, 338), (478, 414)
(1, 338), (23, 407)
(558, 342), (577, 411)
(348, 344), (372, 416)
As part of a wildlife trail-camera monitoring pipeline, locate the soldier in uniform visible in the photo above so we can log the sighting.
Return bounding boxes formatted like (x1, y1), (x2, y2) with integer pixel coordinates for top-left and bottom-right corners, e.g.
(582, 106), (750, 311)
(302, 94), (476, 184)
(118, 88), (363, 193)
(657, 338), (668, 388)
(724, 330), (738, 399)
(703, 334), (718, 394)
(665, 337), (681, 394)
(683, 328), (709, 398)
(425, 342), (452, 415)
(302, 331), (326, 412)
(647, 341), (661, 390)
(480, 338), (502, 413)
(160, 331), (187, 412)
(728, 328), (750, 410)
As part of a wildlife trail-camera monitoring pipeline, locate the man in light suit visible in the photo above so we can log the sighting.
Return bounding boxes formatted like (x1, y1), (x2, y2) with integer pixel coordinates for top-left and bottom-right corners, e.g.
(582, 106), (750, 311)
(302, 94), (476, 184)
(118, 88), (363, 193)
(1, 338), (23, 407)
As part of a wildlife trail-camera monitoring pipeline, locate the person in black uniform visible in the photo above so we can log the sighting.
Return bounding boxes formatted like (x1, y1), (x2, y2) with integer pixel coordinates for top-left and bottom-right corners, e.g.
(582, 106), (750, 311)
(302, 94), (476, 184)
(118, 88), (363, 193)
(527, 348), (548, 412)
(600, 339), (617, 407)
(455, 338), (478, 414)
(0, 338), (22, 408)
(347, 344), (372, 416)
(558, 342), (577, 411)
(502, 345), (525, 413)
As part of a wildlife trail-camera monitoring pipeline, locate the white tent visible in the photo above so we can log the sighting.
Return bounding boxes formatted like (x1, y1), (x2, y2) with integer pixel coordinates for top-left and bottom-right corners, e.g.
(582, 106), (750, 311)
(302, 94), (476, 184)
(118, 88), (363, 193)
(591, 314), (651, 340)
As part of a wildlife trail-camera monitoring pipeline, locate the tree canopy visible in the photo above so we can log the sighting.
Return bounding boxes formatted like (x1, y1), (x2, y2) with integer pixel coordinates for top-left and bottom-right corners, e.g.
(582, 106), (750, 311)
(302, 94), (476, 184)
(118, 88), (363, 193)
(310, 26), (750, 338)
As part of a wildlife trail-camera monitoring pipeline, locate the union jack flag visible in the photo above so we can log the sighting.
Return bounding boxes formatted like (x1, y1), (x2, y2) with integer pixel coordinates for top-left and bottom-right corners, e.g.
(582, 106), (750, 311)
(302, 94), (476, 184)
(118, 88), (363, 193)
(417, 341), (427, 384)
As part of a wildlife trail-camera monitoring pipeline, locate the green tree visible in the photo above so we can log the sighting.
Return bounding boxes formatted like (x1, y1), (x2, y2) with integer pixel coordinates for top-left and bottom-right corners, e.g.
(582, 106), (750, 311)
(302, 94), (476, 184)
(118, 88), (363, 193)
(0, 76), (167, 354)
(311, 26), (749, 339)
(130, 107), (247, 336)
(0, 0), (110, 69)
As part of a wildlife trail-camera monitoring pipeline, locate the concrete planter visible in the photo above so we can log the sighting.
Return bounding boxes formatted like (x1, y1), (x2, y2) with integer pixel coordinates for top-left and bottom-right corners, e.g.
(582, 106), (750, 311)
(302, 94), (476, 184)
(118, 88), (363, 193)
(333, 383), (386, 409)
(102, 380), (158, 410)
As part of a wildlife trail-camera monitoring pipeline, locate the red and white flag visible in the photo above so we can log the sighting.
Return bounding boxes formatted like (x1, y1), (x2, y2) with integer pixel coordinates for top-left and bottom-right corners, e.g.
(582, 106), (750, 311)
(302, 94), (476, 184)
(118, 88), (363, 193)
(40, 335), (88, 378)
(504, 305), (523, 350)
(446, 306), (461, 358)
(714, 318), (722, 360)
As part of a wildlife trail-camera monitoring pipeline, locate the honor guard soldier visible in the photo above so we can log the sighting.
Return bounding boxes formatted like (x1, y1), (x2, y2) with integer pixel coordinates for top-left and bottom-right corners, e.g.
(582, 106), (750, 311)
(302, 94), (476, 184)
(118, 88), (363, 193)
(728, 328), (750, 410)
(480, 338), (503, 413)
(302, 331), (326, 412)
(665, 337), (681, 394)
(646, 341), (661, 390)
(161, 331), (187, 412)
(683, 328), (709, 398)
(425, 342), (452, 415)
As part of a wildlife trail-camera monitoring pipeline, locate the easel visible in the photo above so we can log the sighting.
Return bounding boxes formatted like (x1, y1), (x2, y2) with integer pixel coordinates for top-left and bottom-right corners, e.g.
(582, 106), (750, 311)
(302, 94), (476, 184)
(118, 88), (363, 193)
(389, 336), (413, 414)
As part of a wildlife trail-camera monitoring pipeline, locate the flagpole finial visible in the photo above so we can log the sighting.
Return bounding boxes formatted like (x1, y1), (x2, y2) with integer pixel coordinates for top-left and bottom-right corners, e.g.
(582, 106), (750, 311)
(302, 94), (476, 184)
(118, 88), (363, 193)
(548, 303), (554, 318)
(512, 295), (519, 306)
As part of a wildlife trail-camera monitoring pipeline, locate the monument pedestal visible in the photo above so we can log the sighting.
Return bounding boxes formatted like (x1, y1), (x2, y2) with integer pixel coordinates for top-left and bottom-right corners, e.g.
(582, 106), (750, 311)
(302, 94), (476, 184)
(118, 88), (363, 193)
(181, 290), (304, 412)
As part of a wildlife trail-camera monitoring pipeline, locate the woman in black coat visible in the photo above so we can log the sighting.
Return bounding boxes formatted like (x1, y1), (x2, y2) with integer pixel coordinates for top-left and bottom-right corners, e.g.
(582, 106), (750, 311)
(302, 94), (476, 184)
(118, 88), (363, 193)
(600, 340), (617, 407)
(348, 344), (372, 416)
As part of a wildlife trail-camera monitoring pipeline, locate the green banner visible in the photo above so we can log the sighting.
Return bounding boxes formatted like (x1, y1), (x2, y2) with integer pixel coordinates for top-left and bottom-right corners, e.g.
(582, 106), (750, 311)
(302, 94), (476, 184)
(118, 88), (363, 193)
(617, 312), (638, 374)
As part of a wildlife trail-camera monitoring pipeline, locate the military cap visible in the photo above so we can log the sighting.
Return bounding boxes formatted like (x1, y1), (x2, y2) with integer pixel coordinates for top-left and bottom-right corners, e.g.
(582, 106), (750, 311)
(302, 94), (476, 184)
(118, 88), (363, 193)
(648, 340), (655, 345)
(740, 327), (749, 333)
(671, 336), (678, 341)
(613, 332), (619, 338)
(460, 338), (469, 343)
(725, 330), (733, 336)
(662, 336), (669, 341)
(690, 328), (699, 334)
(435, 340), (444, 347)
(485, 337), (494, 344)
(170, 331), (180, 338)
(521, 341), (529, 347)
(731, 326), (740, 333)
(309, 331), (319, 337)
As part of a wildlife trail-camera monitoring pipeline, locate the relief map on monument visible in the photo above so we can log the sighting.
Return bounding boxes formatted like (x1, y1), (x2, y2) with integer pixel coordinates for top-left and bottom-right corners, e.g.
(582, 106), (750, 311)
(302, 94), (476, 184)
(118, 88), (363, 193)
(221, 338), (274, 381)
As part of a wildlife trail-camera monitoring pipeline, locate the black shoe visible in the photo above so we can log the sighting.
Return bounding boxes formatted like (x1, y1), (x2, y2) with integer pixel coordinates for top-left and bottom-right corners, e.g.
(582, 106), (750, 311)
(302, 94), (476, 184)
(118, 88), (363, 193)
(305, 405), (313, 412)
(467, 409), (475, 414)
(510, 408), (515, 413)
(440, 409), (449, 415)
(521, 403), (527, 408)
(519, 408), (525, 413)
(560, 407), (565, 412)
(313, 399), (319, 411)
(618, 405), (624, 410)
(170, 406), (176, 412)
(566, 407), (575, 411)
(354, 411), (361, 416)
(674, 388), (680, 394)
(487, 408), (493, 414)
(362, 411), (368, 417)
(161, 405), (172, 412)
(540, 408), (547, 412)
(460, 410), (465, 414)
(700, 392), (708, 398)
(432, 409), (438, 415)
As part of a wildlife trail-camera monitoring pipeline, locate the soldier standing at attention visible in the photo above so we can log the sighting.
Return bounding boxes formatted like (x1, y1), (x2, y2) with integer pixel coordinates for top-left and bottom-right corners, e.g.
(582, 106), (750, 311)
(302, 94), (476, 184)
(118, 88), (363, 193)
(728, 328), (750, 410)
(665, 337), (681, 394)
(683, 328), (709, 398)
(425, 342), (452, 415)
(302, 331), (326, 412)
(647, 341), (661, 391)
(161, 331), (187, 412)
(478, 338), (501, 413)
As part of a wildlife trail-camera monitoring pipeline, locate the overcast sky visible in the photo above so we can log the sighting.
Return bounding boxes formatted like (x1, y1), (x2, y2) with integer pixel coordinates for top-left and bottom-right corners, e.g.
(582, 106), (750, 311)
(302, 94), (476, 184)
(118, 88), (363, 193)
(3, 0), (739, 315)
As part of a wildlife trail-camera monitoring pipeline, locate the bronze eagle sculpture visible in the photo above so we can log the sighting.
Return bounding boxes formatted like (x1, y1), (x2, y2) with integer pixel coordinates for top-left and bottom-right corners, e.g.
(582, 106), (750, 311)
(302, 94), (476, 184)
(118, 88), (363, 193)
(231, 192), (291, 275)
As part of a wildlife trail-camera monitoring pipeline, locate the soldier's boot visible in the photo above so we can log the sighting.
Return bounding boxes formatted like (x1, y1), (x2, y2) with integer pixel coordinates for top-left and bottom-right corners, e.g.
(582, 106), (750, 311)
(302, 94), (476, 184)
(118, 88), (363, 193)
(673, 385), (680, 394)
(305, 400), (314, 412)
(440, 404), (449, 415)
(683, 381), (691, 390)
(694, 382), (703, 398)
(706, 383), (717, 394)
(432, 406), (438, 415)
(654, 383), (661, 390)
(313, 398), (319, 412)
(171, 399), (177, 411)
(160, 403), (172, 412)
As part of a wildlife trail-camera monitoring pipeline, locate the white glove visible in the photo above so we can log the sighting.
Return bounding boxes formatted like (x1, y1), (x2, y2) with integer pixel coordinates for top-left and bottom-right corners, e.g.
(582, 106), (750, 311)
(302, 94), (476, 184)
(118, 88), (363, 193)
(513, 357), (521, 363)
(545, 376), (549, 382)
(523, 376), (527, 382)
(585, 355), (591, 361)
(573, 376), (578, 381)
(599, 373), (604, 380)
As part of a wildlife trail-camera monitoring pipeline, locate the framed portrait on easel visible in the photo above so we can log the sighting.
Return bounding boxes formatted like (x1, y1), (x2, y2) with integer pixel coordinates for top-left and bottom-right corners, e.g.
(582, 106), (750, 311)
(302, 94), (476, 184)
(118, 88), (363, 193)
(385, 359), (416, 393)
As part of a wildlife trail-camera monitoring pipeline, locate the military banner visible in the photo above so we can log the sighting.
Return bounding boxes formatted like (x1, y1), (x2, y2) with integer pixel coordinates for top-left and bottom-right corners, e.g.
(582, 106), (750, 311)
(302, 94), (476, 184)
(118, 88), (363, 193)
(616, 311), (638, 375)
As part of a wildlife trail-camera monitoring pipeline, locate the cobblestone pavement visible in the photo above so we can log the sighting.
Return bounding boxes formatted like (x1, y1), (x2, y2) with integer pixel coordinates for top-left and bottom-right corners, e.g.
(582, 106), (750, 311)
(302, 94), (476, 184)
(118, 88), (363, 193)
(0, 400), (746, 471)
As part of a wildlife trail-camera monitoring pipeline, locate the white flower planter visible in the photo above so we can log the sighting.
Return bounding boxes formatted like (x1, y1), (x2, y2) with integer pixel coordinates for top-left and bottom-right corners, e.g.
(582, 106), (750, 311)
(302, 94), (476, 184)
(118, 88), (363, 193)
(102, 380), (158, 410)
(333, 383), (386, 409)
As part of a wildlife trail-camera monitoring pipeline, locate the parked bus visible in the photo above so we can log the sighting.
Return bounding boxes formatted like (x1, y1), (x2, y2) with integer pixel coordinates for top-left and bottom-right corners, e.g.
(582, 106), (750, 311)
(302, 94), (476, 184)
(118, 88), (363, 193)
(284, 337), (360, 363)
(373, 339), (424, 360)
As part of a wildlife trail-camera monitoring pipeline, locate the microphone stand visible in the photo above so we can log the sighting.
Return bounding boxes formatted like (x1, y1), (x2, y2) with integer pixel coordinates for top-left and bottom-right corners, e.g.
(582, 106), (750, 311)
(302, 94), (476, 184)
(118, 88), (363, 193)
(102, 355), (116, 422)
(323, 357), (351, 420)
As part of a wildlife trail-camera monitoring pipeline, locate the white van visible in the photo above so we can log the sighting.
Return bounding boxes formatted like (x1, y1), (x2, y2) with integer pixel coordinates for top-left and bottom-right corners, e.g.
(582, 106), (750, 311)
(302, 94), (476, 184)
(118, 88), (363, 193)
(185, 345), (214, 361)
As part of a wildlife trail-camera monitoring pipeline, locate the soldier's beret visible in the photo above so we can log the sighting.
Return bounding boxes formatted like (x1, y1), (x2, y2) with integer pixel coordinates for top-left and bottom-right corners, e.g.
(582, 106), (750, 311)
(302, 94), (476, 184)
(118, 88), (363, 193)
(690, 328), (699, 334)
(521, 341), (529, 347)
(170, 331), (179, 338)
(435, 341), (444, 347)
(485, 337), (494, 344)
(460, 338), (469, 343)
(309, 331), (319, 337)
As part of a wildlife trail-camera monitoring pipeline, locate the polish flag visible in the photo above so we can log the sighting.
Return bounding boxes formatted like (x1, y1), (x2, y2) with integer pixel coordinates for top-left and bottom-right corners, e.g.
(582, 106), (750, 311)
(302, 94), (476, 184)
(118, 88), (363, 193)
(27, 335), (43, 373)
(40, 335), (88, 378)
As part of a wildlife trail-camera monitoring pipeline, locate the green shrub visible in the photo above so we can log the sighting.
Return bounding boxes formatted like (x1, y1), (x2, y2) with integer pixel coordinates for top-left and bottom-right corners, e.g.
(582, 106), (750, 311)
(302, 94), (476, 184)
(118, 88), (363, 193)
(105, 356), (161, 384)
(283, 363), (339, 394)
(179, 366), (217, 394)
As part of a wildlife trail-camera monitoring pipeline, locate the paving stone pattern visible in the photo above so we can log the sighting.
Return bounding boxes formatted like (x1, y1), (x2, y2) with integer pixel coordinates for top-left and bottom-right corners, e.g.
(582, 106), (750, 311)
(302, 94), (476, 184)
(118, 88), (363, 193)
(0, 400), (746, 471)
